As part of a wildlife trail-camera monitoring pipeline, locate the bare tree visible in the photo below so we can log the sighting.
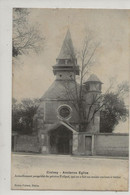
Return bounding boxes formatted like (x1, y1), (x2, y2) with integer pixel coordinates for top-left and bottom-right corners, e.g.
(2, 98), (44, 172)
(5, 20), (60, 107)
(12, 8), (45, 58)
(62, 30), (129, 132)
(62, 30), (101, 131)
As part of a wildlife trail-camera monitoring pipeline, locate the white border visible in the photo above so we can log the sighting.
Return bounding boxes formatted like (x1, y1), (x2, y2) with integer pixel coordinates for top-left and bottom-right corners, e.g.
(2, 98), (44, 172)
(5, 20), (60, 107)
(0, 0), (130, 195)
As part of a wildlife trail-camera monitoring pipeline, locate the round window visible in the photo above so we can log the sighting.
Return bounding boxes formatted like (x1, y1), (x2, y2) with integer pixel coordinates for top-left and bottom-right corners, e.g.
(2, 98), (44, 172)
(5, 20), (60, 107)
(58, 105), (72, 120)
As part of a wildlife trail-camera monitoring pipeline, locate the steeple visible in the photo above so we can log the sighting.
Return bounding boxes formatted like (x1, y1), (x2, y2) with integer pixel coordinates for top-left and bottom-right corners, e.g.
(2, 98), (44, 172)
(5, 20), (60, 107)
(53, 30), (79, 76)
(57, 29), (75, 60)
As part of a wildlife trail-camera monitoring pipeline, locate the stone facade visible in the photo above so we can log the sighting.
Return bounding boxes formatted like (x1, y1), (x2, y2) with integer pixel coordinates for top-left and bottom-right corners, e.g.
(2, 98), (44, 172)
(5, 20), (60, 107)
(32, 30), (103, 155)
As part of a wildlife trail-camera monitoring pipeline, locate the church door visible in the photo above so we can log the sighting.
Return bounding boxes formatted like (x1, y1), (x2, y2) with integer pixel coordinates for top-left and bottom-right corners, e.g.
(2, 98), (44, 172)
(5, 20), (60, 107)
(49, 125), (72, 154)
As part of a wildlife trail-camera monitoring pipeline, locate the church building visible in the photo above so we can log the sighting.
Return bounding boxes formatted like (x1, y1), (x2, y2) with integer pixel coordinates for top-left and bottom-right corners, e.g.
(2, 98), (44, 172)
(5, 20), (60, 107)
(12, 30), (129, 157)
(33, 30), (102, 155)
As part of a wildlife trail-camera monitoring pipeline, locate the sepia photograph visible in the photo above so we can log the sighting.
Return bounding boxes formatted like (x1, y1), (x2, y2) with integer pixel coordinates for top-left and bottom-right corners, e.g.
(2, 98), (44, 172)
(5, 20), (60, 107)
(11, 8), (129, 191)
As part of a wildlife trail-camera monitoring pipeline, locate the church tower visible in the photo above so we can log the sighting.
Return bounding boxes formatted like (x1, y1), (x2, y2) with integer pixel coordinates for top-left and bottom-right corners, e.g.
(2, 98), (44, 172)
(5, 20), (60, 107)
(35, 30), (80, 135)
(33, 30), (102, 155)
(53, 30), (79, 80)
(33, 30), (80, 154)
(83, 74), (103, 133)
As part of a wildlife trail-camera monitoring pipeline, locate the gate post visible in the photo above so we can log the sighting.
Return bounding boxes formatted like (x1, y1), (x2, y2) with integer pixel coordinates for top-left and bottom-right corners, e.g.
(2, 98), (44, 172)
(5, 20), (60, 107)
(72, 132), (79, 155)
(40, 133), (49, 154)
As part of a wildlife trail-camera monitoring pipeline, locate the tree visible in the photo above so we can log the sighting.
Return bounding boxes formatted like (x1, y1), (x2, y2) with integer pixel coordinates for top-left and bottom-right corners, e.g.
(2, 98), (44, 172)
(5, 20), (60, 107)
(63, 31), (129, 132)
(13, 8), (45, 58)
(100, 81), (129, 133)
(12, 98), (40, 134)
(62, 30), (100, 131)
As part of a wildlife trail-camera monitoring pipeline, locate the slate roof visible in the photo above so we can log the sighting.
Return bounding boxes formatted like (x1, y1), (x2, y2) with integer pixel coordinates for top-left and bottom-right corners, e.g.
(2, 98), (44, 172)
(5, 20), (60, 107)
(41, 74), (102, 101)
(40, 80), (80, 101)
(47, 121), (78, 133)
(84, 74), (102, 83)
(57, 29), (75, 60)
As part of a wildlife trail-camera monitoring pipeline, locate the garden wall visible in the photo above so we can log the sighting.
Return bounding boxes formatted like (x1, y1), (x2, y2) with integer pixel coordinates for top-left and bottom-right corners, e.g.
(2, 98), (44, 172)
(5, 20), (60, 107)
(78, 133), (129, 157)
(94, 133), (129, 157)
(13, 135), (40, 153)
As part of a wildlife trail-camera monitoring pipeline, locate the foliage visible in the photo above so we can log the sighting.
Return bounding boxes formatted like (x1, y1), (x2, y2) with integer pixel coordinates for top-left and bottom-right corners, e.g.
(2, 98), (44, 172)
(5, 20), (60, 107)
(100, 91), (129, 133)
(63, 30), (129, 133)
(12, 8), (45, 57)
(12, 98), (40, 134)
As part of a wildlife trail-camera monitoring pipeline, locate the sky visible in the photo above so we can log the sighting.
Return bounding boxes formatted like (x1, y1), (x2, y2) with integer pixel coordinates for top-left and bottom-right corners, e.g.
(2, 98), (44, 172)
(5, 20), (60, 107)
(12, 9), (130, 132)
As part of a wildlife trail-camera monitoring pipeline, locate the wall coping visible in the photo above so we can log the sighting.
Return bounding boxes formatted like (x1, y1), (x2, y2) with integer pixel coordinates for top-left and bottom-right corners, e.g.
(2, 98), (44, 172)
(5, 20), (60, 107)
(95, 133), (129, 136)
(78, 132), (129, 136)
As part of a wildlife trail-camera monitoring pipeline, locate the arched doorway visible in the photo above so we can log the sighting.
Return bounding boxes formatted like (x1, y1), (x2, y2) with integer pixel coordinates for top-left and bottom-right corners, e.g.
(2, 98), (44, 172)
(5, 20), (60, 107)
(49, 125), (73, 154)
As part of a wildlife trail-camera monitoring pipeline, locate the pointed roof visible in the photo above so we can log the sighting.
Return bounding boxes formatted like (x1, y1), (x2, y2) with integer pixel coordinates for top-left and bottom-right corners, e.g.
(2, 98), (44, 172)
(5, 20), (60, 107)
(84, 74), (102, 83)
(47, 121), (78, 133)
(57, 29), (75, 59)
(40, 80), (80, 101)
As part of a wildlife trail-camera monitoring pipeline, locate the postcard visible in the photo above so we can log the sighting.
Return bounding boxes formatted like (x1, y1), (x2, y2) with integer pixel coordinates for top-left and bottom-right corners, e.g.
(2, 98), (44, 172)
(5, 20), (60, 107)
(11, 8), (129, 191)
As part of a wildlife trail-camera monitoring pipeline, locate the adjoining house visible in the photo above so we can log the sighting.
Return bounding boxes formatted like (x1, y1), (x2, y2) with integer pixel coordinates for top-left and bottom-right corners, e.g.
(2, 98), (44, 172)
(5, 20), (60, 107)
(12, 30), (129, 157)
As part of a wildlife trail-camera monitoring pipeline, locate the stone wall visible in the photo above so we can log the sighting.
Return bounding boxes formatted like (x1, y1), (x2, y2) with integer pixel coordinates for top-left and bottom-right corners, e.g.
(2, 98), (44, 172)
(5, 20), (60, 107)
(13, 135), (40, 153)
(94, 133), (129, 157)
(78, 133), (129, 157)
(13, 132), (129, 157)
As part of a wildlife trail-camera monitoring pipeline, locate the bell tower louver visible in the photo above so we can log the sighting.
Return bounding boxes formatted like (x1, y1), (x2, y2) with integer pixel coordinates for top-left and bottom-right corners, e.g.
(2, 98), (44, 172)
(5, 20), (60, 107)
(53, 30), (79, 79)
